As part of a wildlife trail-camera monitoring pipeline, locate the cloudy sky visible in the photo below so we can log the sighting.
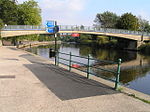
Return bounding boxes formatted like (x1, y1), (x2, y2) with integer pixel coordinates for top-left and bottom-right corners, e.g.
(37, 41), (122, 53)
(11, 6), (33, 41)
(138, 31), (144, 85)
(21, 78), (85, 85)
(18, 0), (150, 26)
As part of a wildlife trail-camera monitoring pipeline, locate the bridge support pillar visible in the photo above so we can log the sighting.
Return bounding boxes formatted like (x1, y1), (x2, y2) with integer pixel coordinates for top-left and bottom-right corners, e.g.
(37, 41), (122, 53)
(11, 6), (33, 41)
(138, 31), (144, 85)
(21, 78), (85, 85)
(125, 41), (144, 51)
(118, 38), (144, 51)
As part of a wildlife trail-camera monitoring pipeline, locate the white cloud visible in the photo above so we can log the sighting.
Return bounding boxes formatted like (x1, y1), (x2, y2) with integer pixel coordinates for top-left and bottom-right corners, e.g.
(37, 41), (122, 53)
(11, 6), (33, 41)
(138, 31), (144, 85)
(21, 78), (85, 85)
(38, 0), (88, 25)
(18, 0), (91, 25)
(40, 0), (85, 11)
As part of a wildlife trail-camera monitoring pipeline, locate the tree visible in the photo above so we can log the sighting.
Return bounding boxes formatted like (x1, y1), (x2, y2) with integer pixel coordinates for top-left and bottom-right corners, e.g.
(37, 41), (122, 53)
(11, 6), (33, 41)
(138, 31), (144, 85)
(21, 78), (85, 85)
(17, 0), (42, 25)
(0, 19), (4, 29)
(138, 16), (150, 32)
(116, 13), (139, 31)
(0, 0), (18, 25)
(144, 23), (150, 33)
(94, 11), (119, 28)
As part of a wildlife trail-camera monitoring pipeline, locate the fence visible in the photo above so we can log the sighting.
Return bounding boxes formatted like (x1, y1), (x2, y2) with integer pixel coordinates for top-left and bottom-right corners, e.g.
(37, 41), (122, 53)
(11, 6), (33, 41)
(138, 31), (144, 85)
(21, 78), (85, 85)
(2, 25), (150, 37)
(55, 51), (121, 90)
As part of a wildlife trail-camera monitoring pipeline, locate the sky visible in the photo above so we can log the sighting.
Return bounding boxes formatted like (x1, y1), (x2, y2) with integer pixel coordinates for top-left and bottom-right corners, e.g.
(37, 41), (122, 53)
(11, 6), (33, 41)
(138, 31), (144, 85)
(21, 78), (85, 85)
(18, 0), (150, 26)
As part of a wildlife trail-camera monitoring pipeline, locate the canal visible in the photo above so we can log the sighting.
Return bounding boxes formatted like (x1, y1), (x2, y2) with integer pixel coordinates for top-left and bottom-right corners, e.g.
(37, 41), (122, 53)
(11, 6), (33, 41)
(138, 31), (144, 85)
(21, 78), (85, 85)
(26, 43), (150, 95)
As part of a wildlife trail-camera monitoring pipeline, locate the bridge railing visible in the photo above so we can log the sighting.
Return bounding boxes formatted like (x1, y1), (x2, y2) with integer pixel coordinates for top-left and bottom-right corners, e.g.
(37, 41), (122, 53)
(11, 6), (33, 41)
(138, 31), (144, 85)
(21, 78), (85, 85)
(59, 25), (150, 36)
(2, 25), (46, 30)
(2, 25), (150, 36)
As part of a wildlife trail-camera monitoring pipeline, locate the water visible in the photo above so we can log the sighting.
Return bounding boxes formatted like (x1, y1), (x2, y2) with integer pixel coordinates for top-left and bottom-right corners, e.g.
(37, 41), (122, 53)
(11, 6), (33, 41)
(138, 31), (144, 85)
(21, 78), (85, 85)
(27, 43), (150, 95)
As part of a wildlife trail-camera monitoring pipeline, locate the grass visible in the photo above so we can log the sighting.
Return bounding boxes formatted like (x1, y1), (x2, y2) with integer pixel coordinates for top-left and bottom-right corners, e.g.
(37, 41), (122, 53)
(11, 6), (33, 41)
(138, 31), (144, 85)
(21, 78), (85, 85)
(128, 94), (150, 104)
(116, 87), (150, 104)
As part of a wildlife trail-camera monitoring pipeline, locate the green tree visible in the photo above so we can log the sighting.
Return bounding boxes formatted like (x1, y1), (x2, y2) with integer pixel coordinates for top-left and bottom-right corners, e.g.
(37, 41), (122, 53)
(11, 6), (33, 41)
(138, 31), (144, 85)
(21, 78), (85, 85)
(0, 0), (18, 25)
(18, 0), (42, 25)
(0, 19), (4, 39)
(0, 19), (4, 29)
(144, 23), (150, 33)
(138, 16), (150, 32)
(94, 11), (119, 28)
(116, 13), (139, 31)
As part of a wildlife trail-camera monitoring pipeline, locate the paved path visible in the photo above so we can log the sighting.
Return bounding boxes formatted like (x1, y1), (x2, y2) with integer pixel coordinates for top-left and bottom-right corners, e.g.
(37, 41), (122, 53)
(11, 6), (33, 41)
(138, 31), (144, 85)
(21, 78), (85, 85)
(0, 46), (149, 112)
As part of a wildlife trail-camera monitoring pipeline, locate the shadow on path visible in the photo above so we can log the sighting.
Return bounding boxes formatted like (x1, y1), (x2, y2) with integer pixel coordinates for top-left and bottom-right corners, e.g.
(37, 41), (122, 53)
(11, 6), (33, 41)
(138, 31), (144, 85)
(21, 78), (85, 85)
(20, 54), (119, 101)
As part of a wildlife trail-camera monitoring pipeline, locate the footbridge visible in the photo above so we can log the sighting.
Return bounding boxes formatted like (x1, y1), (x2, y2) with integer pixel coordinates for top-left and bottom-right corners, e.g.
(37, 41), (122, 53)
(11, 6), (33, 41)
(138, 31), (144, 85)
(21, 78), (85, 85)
(1, 25), (150, 50)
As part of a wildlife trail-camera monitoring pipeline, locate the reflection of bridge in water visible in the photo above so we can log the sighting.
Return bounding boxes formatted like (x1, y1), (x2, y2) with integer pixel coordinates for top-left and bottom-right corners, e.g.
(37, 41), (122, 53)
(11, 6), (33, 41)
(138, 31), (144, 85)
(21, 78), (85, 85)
(79, 54), (150, 71)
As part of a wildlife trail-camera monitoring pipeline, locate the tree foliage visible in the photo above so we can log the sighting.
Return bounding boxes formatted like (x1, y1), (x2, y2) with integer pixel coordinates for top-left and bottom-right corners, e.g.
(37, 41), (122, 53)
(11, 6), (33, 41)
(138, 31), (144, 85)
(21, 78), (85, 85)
(0, 0), (41, 25)
(18, 0), (42, 25)
(0, 19), (4, 29)
(138, 16), (150, 32)
(116, 13), (139, 30)
(94, 11), (119, 28)
(0, 0), (18, 25)
(94, 11), (150, 32)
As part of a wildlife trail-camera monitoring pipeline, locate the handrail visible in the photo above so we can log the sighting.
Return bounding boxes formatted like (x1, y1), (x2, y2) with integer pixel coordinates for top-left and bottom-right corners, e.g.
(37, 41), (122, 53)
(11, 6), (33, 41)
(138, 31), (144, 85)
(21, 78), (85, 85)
(2, 25), (150, 36)
(56, 51), (122, 90)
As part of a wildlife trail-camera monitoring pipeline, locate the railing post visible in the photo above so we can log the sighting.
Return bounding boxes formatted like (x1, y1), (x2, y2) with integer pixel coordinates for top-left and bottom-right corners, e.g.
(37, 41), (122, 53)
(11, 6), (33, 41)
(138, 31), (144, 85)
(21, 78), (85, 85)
(54, 33), (57, 65)
(69, 52), (72, 71)
(87, 54), (90, 79)
(115, 58), (122, 90)
(57, 51), (59, 66)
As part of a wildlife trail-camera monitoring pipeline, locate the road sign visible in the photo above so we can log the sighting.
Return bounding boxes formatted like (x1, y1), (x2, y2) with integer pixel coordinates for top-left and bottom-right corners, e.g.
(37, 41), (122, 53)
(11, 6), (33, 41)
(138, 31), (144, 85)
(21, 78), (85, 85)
(46, 20), (59, 33)
(46, 28), (54, 33)
(46, 21), (55, 28)
(54, 25), (59, 33)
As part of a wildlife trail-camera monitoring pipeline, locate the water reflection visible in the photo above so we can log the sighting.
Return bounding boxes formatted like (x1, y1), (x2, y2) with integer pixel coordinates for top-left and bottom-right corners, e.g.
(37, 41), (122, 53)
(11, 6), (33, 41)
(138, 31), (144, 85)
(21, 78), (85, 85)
(27, 43), (150, 95)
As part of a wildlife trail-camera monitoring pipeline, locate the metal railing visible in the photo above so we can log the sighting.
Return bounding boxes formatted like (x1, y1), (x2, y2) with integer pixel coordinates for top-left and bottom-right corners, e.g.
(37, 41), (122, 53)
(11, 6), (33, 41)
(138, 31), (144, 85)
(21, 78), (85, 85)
(2, 25), (150, 37)
(55, 51), (122, 90)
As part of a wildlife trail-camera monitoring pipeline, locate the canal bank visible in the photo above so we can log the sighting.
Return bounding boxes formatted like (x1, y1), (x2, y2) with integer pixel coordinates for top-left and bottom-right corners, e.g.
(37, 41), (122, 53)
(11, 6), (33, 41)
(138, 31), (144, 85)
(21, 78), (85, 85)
(27, 43), (150, 95)
(17, 41), (61, 48)
(0, 46), (149, 112)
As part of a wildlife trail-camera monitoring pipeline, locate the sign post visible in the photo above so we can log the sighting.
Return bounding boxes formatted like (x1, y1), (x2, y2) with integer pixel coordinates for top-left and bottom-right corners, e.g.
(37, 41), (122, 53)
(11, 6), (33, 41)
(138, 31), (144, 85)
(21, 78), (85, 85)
(46, 20), (59, 65)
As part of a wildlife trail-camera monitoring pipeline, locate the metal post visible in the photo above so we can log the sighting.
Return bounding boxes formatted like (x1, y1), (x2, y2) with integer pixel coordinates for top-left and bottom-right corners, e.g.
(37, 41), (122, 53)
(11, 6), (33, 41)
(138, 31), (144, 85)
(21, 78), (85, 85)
(141, 31), (144, 41)
(69, 52), (72, 71)
(115, 58), (122, 90)
(57, 51), (59, 66)
(54, 33), (57, 65)
(87, 54), (90, 79)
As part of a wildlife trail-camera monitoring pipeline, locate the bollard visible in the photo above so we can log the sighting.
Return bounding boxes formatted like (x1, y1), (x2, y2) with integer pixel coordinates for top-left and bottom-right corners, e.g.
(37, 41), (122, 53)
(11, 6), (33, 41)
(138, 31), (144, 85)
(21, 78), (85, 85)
(115, 58), (122, 90)
(49, 48), (55, 58)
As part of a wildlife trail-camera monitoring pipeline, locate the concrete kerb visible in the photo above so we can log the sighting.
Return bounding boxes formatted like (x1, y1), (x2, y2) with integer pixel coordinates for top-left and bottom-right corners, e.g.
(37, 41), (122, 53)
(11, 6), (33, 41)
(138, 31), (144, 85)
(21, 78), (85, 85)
(19, 47), (150, 103)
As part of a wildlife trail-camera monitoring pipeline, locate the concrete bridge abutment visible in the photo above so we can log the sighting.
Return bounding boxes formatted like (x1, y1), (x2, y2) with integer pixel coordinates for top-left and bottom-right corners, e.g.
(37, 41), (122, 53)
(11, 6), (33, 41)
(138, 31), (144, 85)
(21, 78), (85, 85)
(117, 38), (144, 51)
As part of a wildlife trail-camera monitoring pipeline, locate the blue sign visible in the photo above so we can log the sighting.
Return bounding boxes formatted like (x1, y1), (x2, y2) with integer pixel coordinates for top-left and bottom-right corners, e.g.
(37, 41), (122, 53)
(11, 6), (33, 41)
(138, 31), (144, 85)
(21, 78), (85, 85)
(46, 21), (55, 27)
(46, 28), (54, 33)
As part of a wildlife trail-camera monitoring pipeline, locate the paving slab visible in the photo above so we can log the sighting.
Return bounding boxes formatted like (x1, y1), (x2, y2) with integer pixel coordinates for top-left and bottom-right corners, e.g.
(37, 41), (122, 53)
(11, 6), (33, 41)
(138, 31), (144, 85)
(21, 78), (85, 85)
(0, 46), (149, 112)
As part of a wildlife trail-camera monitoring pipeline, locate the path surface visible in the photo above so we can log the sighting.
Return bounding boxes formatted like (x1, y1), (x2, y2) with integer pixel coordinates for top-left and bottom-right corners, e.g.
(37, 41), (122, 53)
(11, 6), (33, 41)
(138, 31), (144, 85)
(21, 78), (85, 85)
(0, 46), (149, 112)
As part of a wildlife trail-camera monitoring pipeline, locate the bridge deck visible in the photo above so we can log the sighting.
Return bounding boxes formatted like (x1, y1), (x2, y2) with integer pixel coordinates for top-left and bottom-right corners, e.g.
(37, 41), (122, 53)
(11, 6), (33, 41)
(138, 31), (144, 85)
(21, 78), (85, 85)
(1, 30), (150, 41)
(0, 46), (149, 112)
(1, 25), (150, 41)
